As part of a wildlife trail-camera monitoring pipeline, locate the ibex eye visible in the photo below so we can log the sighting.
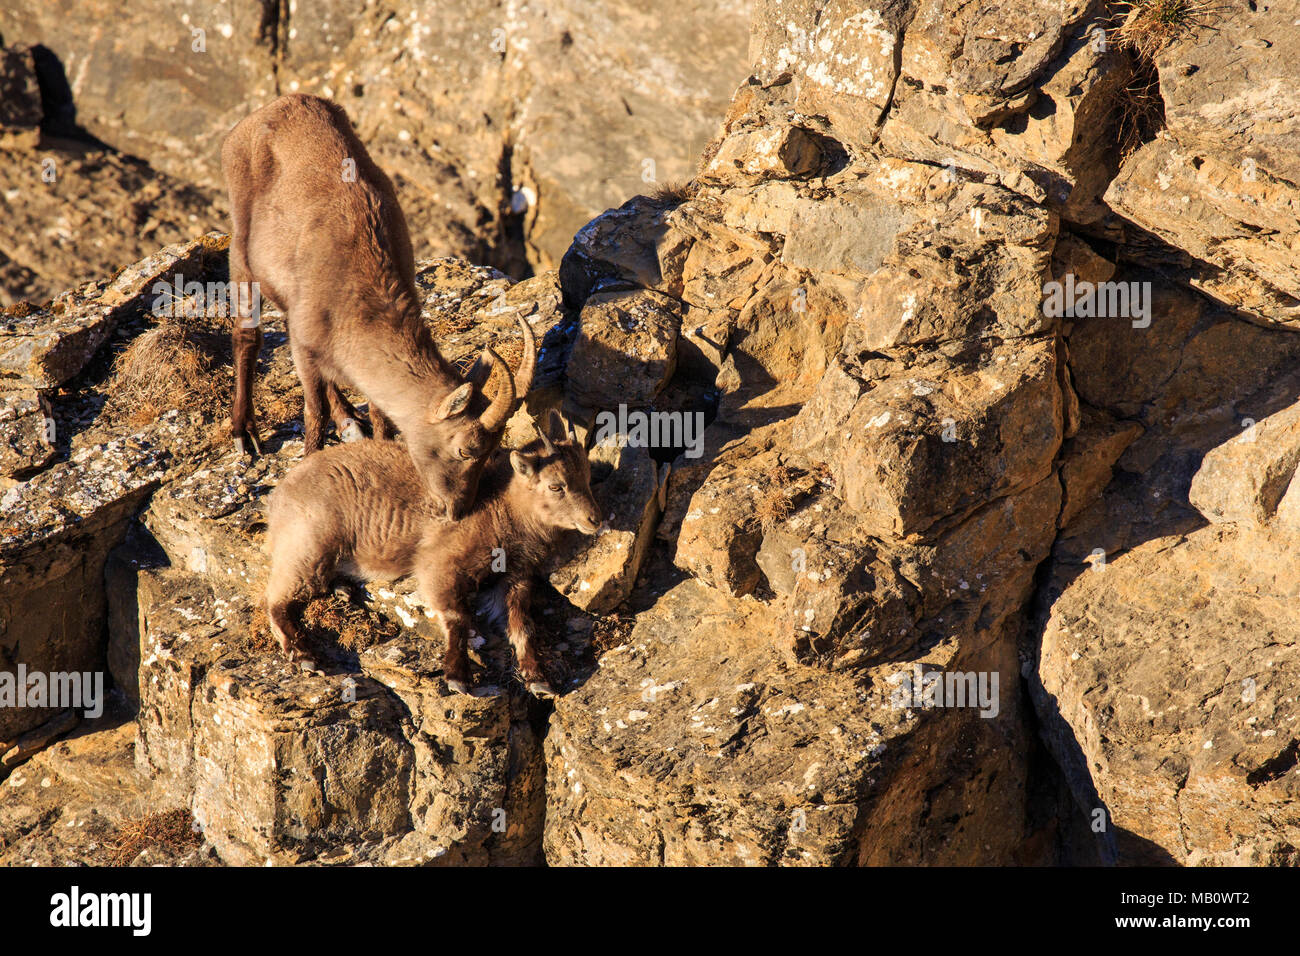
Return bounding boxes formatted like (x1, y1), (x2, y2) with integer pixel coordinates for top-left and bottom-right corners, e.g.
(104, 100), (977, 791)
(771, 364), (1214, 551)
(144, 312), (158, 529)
(549, 484), (564, 494)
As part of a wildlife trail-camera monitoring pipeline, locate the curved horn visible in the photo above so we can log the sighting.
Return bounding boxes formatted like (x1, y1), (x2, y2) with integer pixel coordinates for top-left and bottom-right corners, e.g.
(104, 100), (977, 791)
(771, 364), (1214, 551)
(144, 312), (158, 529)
(478, 348), (515, 433)
(511, 314), (537, 409)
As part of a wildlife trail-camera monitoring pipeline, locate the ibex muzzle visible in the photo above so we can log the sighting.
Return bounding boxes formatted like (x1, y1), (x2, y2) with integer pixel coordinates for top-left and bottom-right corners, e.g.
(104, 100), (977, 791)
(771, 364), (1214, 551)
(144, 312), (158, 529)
(221, 93), (534, 518)
(265, 411), (600, 695)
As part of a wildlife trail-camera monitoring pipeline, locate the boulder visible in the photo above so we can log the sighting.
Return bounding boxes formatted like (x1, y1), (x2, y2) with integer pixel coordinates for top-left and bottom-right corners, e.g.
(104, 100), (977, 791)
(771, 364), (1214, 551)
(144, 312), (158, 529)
(544, 578), (1028, 866)
(550, 440), (662, 614)
(566, 289), (681, 409)
(114, 558), (546, 866)
(1034, 523), (1300, 865)
(1189, 399), (1300, 528)
(0, 387), (55, 478)
(794, 337), (1063, 537)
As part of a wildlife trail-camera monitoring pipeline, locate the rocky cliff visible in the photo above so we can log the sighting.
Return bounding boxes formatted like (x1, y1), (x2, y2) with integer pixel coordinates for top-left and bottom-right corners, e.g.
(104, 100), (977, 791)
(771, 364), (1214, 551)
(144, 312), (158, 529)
(3, 0), (1299, 866)
(0, 0), (750, 301)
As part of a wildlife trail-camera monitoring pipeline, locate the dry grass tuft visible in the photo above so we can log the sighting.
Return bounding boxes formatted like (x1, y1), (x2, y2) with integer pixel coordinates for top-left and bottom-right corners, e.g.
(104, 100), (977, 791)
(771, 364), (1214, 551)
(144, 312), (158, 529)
(258, 389), (305, 432)
(301, 593), (400, 653)
(108, 808), (203, 866)
(112, 320), (224, 427)
(1105, 0), (1220, 163)
(1114, 64), (1167, 162)
(246, 603), (280, 654)
(250, 592), (400, 658)
(748, 463), (832, 530)
(1114, 0), (1217, 60)
(752, 467), (800, 526)
(1, 299), (35, 318)
(648, 180), (694, 204)
(590, 613), (636, 656)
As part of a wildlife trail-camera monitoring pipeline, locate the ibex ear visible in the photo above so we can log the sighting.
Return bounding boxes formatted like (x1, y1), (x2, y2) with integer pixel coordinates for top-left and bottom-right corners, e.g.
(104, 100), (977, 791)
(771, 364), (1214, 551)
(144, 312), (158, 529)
(464, 349), (493, 387)
(432, 383), (474, 422)
(510, 450), (538, 478)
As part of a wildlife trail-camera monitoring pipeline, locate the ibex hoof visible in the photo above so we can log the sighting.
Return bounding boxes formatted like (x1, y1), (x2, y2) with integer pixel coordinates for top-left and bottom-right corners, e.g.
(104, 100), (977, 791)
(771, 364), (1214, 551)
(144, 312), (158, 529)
(446, 677), (472, 696)
(283, 645), (324, 675)
(331, 582), (367, 606)
(234, 428), (263, 457)
(527, 680), (556, 699)
(339, 417), (364, 443)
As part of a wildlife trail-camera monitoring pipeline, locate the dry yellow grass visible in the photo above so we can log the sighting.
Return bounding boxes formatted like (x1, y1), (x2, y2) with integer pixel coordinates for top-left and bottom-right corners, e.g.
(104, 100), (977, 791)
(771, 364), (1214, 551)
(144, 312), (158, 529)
(301, 594), (400, 652)
(1114, 0), (1217, 60)
(590, 613), (635, 656)
(0, 300), (34, 317)
(1114, 66), (1167, 163)
(746, 463), (831, 530)
(648, 180), (694, 204)
(249, 593), (399, 658)
(112, 320), (224, 427)
(108, 808), (203, 865)
(752, 467), (800, 526)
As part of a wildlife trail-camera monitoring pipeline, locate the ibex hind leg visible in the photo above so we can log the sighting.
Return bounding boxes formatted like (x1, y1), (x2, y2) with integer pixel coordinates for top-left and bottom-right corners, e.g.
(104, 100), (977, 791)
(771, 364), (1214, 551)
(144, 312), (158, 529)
(290, 341), (330, 455)
(326, 383), (366, 443)
(370, 404), (396, 442)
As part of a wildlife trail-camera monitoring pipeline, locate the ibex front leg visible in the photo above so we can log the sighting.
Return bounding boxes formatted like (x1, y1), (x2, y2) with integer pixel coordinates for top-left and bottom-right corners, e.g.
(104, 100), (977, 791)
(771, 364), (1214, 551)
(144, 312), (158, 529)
(506, 574), (553, 698)
(418, 565), (474, 695)
(290, 339), (330, 455)
(228, 249), (263, 455)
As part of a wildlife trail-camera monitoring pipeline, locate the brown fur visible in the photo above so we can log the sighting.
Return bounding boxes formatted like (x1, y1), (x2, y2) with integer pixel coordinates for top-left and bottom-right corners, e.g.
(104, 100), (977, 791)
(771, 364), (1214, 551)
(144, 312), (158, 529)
(222, 93), (532, 518)
(265, 412), (601, 695)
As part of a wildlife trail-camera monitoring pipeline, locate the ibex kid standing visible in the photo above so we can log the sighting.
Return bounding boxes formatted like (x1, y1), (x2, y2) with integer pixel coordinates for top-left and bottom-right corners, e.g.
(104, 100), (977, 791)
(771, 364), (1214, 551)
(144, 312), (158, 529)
(265, 411), (602, 696)
(222, 93), (533, 518)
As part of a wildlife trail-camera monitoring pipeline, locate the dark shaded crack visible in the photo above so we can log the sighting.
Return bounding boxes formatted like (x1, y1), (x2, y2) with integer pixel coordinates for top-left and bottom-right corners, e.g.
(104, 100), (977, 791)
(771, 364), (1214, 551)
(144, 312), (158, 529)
(1246, 738), (1300, 787)
(257, 0), (289, 95)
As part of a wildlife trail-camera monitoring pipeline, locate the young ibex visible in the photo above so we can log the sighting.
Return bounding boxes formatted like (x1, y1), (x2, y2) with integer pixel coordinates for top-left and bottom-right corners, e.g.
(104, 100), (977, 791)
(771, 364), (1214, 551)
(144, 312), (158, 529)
(265, 411), (602, 696)
(222, 93), (533, 518)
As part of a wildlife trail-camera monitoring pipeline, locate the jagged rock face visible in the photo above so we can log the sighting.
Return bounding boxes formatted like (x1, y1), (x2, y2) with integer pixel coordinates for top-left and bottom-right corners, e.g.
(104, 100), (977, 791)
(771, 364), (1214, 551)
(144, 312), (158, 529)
(538, 0), (1095, 858)
(0, 0), (750, 284)
(1034, 360), (1300, 865)
(0, 40), (230, 305)
(6, 0), (1300, 868)
(1105, 0), (1300, 325)
(1, 237), (230, 743)
(541, 0), (1300, 866)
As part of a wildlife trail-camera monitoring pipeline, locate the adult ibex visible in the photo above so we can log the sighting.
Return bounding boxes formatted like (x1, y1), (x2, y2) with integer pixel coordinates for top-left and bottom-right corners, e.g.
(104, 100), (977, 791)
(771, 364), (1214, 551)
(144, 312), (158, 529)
(222, 93), (533, 518)
(265, 411), (602, 696)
